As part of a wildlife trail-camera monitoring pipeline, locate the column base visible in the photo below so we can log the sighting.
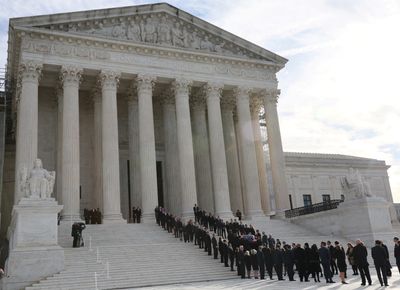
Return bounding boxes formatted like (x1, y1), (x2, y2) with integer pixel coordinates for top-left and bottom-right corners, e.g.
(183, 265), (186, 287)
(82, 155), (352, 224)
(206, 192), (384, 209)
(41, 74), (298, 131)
(245, 209), (265, 220)
(102, 213), (126, 224)
(141, 214), (155, 224)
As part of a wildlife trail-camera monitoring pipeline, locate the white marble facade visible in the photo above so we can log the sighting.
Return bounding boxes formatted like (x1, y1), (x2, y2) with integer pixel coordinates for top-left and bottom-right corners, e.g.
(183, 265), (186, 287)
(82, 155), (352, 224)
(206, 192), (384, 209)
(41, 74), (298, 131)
(1, 3), (293, 229)
(281, 152), (396, 221)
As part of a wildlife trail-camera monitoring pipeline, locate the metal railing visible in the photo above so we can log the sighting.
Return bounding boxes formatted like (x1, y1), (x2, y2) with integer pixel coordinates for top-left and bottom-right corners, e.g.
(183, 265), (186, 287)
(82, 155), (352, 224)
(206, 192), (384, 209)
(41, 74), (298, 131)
(285, 199), (343, 218)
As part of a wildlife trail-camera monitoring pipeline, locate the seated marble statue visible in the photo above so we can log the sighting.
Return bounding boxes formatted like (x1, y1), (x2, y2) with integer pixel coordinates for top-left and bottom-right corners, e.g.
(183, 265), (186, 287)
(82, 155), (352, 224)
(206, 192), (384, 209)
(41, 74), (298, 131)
(340, 168), (372, 200)
(20, 158), (56, 199)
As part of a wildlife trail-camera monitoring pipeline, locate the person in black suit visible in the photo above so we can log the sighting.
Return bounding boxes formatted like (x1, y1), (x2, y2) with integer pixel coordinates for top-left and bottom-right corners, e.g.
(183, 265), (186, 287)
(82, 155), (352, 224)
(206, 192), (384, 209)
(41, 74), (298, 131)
(327, 240), (338, 275)
(318, 241), (334, 283)
(353, 239), (372, 286)
(393, 237), (400, 274)
(283, 245), (295, 281)
(273, 244), (284, 280)
(212, 234), (218, 259)
(263, 245), (274, 280)
(237, 245), (246, 279)
(257, 246), (265, 279)
(372, 240), (389, 286)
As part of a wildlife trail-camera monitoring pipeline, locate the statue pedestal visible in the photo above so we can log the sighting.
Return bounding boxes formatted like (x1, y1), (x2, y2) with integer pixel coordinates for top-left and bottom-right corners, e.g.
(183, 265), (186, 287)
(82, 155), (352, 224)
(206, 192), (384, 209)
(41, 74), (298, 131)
(2, 198), (64, 290)
(337, 196), (396, 247)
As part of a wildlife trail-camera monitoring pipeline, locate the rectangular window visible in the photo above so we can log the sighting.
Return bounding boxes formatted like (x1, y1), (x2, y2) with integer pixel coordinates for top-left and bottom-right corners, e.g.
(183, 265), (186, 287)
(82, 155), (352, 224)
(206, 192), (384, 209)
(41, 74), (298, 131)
(303, 194), (312, 207)
(322, 194), (331, 203)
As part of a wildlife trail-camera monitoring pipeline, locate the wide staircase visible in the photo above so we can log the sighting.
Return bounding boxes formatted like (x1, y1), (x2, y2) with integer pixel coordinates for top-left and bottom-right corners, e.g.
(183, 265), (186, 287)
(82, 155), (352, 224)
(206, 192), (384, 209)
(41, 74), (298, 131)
(26, 222), (238, 290)
(26, 217), (368, 290)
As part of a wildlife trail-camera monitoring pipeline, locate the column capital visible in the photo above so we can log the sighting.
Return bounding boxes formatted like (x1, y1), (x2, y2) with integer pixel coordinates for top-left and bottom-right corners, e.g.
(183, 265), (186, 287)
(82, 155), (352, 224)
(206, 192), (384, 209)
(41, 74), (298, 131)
(262, 88), (280, 104)
(221, 95), (236, 111)
(232, 86), (253, 101)
(172, 78), (192, 97)
(98, 70), (120, 90)
(136, 74), (156, 94)
(203, 82), (224, 99)
(18, 60), (43, 83)
(60, 66), (83, 86)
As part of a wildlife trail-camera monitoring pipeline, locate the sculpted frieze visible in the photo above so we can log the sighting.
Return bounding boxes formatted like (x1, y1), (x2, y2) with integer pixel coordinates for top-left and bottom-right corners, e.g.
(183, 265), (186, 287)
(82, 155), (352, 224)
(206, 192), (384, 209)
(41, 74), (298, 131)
(21, 38), (276, 82)
(36, 12), (266, 61)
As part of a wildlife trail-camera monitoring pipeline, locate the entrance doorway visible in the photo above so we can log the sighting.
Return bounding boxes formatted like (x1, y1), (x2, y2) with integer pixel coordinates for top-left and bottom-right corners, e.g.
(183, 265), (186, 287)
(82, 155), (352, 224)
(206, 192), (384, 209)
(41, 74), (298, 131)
(156, 161), (164, 207)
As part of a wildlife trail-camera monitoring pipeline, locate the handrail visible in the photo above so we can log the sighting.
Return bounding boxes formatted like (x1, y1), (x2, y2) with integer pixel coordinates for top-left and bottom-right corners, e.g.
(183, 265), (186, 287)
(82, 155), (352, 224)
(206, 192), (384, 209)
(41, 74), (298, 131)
(285, 199), (343, 218)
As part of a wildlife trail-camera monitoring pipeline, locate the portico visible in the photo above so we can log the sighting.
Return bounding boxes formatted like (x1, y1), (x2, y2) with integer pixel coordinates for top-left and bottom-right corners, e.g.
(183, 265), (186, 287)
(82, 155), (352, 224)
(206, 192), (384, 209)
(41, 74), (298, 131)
(5, 3), (291, 227)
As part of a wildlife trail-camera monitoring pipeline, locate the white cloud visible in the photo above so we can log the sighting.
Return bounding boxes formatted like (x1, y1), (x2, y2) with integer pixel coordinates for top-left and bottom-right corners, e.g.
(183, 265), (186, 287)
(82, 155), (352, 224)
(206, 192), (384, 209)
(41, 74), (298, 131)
(0, 0), (399, 200)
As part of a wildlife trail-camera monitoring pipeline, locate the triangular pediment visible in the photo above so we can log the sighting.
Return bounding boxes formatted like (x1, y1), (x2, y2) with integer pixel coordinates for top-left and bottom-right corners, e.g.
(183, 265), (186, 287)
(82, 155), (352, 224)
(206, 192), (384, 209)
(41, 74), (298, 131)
(10, 3), (287, 65)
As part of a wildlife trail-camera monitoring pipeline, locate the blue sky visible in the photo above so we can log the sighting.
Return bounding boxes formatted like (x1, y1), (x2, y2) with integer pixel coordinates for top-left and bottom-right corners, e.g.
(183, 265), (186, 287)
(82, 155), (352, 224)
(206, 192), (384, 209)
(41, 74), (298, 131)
(1, 0), (399, 201)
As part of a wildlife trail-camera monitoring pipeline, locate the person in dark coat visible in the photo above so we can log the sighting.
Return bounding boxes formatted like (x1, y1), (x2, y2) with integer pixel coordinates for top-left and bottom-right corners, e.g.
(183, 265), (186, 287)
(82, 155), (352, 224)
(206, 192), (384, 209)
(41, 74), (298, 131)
(394, 237), (400, 274)
(263, 246), (274, 280)
(283, 245), (295, 281)
(327, 241), (338, 275)
(228, 243), (235, 271)
(318, 241), (334, 283)
(218, 237), (224, 263)
(381, 242), (392, 277)
(303, 243), (312, 282)
(237, 246), (246, 278)
(206, 232), (212, 256)
(353, 239), (372, 286)
(372, 240), (389, 286)
(257, 246), (265, 279)
(346, 243), (358, 275)
(293, 243), (307, 282)
(309, 244), (321, 282)
(250, 249), (259, 278)
(273, 244), (284, 280)
(244, 250), (252, 278)
(335, 243), (348, 284)
(223, 240), (229, 267)
(212, 234), (218, 259)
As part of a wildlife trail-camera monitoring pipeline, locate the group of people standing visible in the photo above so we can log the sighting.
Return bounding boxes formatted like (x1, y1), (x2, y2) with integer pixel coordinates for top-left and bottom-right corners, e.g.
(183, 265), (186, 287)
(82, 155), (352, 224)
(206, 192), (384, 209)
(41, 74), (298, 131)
(131, 207), (142, 223)
(83, 208), (102, 224)
(155, 205), (399, 287)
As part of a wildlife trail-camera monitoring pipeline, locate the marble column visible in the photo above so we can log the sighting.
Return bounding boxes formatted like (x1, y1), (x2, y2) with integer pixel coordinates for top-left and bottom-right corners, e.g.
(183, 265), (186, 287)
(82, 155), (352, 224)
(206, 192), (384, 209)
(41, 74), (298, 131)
(137, 75), (158, 222)
(204, 84), (232, 218)
(191, 93), (214, 213)
(92, 89), (102, 211)
(98, 71), (124, 223)
(59, 66), (82, 221)
(263, 89), (290, 213)
(221, 98), (244, 213)
(14, 61), (42, 204)
(127, 89), (141, 212)
(56, 88), (63, 204)
(251, 98), (271, 214)
(162, 91), (181, 215)
(173, 79), (198, 219)
(234, 87), (263, 218)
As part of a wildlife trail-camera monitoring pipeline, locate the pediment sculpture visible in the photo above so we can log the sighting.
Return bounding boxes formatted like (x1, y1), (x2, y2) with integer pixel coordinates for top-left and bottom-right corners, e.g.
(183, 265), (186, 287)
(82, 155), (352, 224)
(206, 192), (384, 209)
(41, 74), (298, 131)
(340, 168), (373, 200)
(19, 158), (55, 199)
(38, 13), (264, 60)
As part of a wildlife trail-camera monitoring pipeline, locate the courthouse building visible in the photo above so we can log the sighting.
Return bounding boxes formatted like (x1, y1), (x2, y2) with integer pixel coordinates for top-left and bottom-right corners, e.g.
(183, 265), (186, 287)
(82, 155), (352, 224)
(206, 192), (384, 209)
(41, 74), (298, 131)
(1, 3), (292, 233)
(0, 3), (396, 236)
